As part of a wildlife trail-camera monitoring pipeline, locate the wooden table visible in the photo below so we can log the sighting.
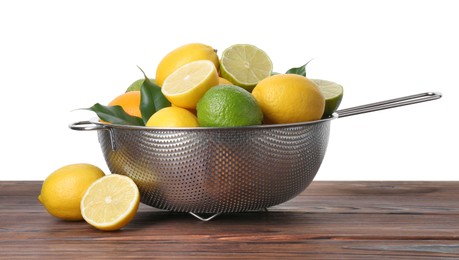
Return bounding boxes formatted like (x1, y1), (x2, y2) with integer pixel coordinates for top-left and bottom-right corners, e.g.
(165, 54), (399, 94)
(1, 181), (458, 259)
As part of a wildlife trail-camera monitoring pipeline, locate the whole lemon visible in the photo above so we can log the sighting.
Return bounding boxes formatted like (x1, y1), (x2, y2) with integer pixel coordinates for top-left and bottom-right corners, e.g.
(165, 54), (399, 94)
(146, 107), (199, 127)
(252, 74), (325, 124)
(155, 43), (219, 86)
(38, 163), (106, 221)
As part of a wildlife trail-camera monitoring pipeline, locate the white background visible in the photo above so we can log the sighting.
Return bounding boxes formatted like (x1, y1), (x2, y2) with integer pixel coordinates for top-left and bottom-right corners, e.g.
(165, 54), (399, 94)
(1, 0), (456, 181)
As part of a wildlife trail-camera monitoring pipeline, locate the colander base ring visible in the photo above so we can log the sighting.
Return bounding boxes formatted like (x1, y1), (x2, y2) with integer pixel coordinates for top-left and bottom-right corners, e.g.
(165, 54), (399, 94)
(189, 208), (269, 221)
(189, 212), (220, 221)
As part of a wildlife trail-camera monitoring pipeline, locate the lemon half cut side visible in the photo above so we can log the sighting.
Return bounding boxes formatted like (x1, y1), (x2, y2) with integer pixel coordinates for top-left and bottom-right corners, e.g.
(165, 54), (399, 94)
(161, 60), (219, 109)
(81, 174), (140, 231)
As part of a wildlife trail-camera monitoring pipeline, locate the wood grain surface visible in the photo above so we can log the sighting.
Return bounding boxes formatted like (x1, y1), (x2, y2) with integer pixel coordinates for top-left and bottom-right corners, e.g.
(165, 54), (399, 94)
(1, 181), (458, 259)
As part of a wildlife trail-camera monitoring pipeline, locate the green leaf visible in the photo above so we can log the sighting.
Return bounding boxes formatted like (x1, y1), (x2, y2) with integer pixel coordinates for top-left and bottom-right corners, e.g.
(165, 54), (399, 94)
(137, 66), (171, 124)
(285, 58), (314, 77)
(83, 103), (144, 126)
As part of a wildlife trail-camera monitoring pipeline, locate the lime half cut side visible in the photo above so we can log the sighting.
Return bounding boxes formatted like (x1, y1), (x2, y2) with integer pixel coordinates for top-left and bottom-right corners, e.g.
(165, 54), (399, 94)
(312, 79), (344, 118)
(220, 44), (273, 92)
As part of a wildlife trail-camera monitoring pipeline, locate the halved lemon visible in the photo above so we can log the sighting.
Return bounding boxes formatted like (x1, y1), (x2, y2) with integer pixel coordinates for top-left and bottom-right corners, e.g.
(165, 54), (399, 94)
(81, 174), (140, 231)
(161, 60), (219, 109)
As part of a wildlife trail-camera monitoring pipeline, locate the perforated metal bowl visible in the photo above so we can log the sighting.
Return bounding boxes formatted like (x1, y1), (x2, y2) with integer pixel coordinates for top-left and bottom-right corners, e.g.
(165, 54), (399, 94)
(70, 92), (440, 216)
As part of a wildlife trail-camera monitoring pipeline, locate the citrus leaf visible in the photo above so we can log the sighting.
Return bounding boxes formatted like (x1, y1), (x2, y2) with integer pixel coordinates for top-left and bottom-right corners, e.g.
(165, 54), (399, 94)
(285, 58), (314, 77)
(138, 66), (171, 124)
(84, 103), (144, 126)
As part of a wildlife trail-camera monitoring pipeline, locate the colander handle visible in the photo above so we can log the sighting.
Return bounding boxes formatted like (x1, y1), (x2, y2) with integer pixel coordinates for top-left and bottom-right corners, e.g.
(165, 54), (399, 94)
(69, 121), (117, 150)
(336, 92), (442, 118)
(69, 121), (108, 131)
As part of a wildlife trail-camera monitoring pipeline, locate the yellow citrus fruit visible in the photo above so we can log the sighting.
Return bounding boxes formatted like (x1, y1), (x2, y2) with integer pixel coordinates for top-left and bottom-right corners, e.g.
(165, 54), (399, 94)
(218, 77), (232, 85)
(161, 60), (219, 109)
(171, 103), (197, 115)
(108, 91), (141, 118)
(38, 164), (106, 221)
(146, 106), (199, 127)
(155, 43), (219, 86)
(252, 74), (325, 124)
(81, 174), (140, 231)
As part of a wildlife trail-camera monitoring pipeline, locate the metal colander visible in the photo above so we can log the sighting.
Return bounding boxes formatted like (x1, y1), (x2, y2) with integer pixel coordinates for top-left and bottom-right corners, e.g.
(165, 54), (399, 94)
(70, 92), (440, 216)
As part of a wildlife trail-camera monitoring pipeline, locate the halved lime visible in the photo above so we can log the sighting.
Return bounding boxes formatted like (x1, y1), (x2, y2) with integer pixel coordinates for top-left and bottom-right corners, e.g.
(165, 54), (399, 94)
(220, 44), (273, 92)
(311, 79), (344, 118)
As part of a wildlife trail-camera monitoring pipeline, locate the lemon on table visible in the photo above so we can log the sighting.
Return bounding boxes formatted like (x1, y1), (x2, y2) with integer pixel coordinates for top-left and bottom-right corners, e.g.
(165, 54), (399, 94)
(155, 43), (219, 86)
(146, 106), (199, 127)
(220, 44), (273, 92)
(311, 79), (344, 118)
(196, 85), (263, 127)
(252, 74), (325, 124)
(161, 60), (219, 109)
(81, 174), (140, 231)
(38, 164), (106, 221)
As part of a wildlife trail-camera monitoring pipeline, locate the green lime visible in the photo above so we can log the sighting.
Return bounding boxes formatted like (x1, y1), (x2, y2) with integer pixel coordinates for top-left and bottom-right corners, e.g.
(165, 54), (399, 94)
(220, 44), (273, 92)
(311, 79), (344, 118)
(125, 78), (156, 92)
(196, 85), (263, 127)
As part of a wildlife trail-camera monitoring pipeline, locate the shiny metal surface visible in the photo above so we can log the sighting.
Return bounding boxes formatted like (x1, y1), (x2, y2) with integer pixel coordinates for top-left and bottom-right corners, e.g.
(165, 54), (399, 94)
(95, 119), (332, 213)
(70, 91), (441, 214)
